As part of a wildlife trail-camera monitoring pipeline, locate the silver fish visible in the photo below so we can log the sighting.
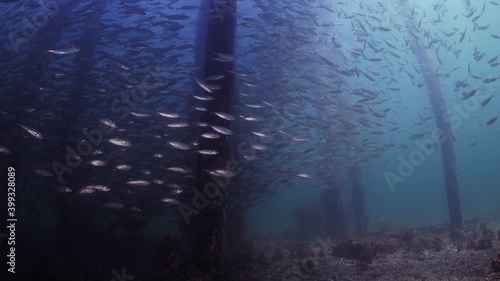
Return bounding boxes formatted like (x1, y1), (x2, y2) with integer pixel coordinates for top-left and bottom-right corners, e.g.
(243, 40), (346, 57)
(114, 164), (132, 170)
(295, 173), (313, 179)
(126, 180), (150, 186)
(19, 124), (43, 139)
(160, 198), (180, 205)
(208, 169), (236, 178)
(193, 77), (214, 93)
(251, 131), (270, 138)
(86, 185), (110, 191)
(100, 118), (117, 129)
(243, 154), (258, 161)
(108, 138), (132, 147)
(78, 188), (95, 194)
(46, 45), (81, 55)
(168, 141), (191, 150)
(130, 207), (142, 213)
(240, 115), (264, 122)
(34, 169), (53, 177)
(167, 167), (190, 173)
(170, 188), (183, 195)
(201, 132), (220, 139)
(250, 144), (268, 150)
(130, 112), (150, 117)
(194, 106), (209, 111)
(197, 149), (219, 155)
(168, 183), (184, 189)
(158, 112), (180, 118)
(211, 125), (233, 135)
(89, 160), (107, 167)
(214, 112), (235, 121)
(292, 136), (310, 142)
(167, 122), (189, 128)
(195, 122), (209, 127)
(193, 95), (214, 101)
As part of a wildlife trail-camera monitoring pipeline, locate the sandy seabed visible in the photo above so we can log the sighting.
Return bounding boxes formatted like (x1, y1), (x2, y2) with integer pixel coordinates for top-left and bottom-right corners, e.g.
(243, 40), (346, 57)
(236, 219), (500, 281)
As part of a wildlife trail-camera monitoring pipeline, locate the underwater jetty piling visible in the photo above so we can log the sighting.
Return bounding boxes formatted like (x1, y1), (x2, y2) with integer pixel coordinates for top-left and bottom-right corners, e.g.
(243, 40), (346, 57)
(191, 0), (237, 277)
(72, 1), (106, 92)
(399, 0), (463, 229)
(56, 0), (107, 250)
(0, 0), (83, 250)
(322, 187), (347, 238)
(62, 0), (106, 145)
(320, 162), (347, 238)
(3, 0), (81, 155)
(18, 1), (81, 83)
(350, 164), (368, 235)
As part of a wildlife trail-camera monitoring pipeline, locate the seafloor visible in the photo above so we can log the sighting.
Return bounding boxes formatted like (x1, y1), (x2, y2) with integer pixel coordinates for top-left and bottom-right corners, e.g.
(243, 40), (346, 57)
(230, 218), (500, 281)
(19, 217), (500, 281)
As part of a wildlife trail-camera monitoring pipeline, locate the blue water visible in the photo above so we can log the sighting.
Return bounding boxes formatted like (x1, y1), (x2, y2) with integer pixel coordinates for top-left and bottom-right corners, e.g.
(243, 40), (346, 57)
(0, 0), (499, 264)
